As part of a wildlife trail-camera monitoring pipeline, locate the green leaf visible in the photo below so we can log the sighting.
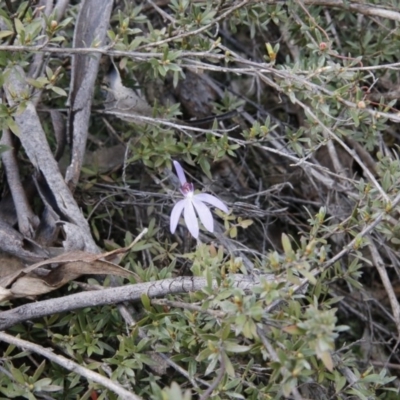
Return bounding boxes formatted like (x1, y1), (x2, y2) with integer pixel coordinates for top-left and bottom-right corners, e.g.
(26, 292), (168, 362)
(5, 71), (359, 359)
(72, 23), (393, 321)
(334, 372), (347, 393)
(34, 378), (52, 390)
(158, 65), (167, 77)
(131, 240), (153, 251)
(198, 157), (212, 180)
(223, 352), (235, 377)
(26, 77), (48, 88)
(204, 354), (218, 375)
(0, 30), (13, 39)
(282, 377), (297, 397)
(51, 86), (67, 96)
(14, 18), (24, 35)
(50, 36), (67, 42)
(320, 351), (333, 372)
(141, 293), (151, 311)
(6, 117), (20, 136)
(196, 348), (212, 362)
(297, 269), (317, 285)
(11, 366), (26, 385)
(238, 219), (253, 228)
(281, 233), (293, 257)
(349, 108), (360, 127)
(283, 324), (303, 335)
(32, 360), (46, 382)
(229, 225), (237, 238)
(224, 342), (250, 353)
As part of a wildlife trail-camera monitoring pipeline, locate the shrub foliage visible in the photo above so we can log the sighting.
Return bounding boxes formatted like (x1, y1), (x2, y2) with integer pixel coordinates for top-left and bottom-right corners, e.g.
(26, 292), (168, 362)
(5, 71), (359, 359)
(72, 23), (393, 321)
(0, 0), (400, 399)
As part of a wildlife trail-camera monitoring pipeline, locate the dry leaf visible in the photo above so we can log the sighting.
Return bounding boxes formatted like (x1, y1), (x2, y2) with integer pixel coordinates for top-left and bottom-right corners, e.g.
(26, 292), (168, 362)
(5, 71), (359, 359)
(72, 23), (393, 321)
(0, 241), (139, 300)
(9, 259), (134, 299)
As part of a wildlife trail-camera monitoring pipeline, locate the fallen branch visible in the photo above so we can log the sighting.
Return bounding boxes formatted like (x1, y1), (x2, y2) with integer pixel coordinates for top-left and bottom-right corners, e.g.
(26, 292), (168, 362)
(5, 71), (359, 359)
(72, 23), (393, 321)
(0, 331), (142, 400)
(0, 274), (269, 330)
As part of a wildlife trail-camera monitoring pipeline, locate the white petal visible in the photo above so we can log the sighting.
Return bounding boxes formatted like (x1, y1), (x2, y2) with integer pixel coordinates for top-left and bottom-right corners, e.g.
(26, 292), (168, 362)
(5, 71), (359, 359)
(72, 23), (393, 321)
(192, 198), (214, 232)
(194, 193), (229, 213)
(170, 199), (186, 233)
(184, 199), (199, 238)
(173, 160), (187, 186)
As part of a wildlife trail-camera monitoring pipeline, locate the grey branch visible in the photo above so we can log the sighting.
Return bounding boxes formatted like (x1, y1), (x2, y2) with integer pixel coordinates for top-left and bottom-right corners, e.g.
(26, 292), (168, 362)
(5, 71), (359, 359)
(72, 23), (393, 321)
(0, 274), (270, 330)
(3, 65), (98, 253)
(0, 332), (142, 400)
(0, 129), (39, 237)
(65, 0), (114, 191)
